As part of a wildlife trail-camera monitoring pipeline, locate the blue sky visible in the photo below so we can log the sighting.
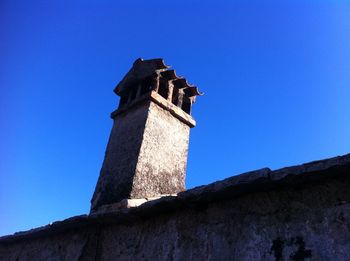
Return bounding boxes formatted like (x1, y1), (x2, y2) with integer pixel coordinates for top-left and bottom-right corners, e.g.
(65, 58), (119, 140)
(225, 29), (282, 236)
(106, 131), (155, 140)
(1, 0), (349, 236)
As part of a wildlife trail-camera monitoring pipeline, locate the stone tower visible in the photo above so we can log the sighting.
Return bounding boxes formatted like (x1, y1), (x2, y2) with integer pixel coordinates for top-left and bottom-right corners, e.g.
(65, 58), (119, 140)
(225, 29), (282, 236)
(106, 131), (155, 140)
(90, 58), (202, 212)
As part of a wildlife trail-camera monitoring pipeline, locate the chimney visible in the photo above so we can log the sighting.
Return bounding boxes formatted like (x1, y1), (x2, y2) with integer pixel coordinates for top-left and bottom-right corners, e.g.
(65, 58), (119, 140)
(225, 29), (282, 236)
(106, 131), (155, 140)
(90, 58), (202, 212)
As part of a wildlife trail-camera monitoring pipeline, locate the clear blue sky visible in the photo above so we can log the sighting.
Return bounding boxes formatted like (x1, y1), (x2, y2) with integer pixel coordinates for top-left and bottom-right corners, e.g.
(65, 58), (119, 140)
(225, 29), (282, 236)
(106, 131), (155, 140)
(1, 0), (349, 236)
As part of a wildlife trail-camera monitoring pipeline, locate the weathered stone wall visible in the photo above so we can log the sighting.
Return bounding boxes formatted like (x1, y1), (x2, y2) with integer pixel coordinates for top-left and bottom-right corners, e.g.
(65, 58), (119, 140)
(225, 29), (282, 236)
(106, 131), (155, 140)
(91, 101), (150, 210)
(131, 101), (190, 198)
(98, 178), (350, 261)
(91, 98), (190, 212)
(1, 155), (350, 261)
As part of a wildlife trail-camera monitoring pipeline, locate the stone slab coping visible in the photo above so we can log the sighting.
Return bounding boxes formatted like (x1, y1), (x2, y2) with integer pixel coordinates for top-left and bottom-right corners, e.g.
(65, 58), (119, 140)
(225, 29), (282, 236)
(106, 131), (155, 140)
(92, 195), (177, 214)
(1, 153), (350, 244)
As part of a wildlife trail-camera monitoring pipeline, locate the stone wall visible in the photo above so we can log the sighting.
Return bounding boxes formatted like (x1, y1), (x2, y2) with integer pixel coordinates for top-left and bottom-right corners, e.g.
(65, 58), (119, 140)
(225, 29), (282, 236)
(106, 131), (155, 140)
(132, 101), (190, 199)
(91, 94), (191, 212)
(1, 154), (350, 261)
(91, 101), (150, 210)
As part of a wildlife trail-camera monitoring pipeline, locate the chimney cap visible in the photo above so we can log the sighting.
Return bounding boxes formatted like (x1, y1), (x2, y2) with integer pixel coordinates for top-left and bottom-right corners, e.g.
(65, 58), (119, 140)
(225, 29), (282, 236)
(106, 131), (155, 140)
(114, 58), (169, 95)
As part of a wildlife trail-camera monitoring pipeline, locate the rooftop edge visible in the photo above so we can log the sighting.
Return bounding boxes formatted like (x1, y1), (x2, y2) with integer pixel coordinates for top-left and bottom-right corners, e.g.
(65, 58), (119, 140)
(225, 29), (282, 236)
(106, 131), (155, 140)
(1, 152), (350, 244)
